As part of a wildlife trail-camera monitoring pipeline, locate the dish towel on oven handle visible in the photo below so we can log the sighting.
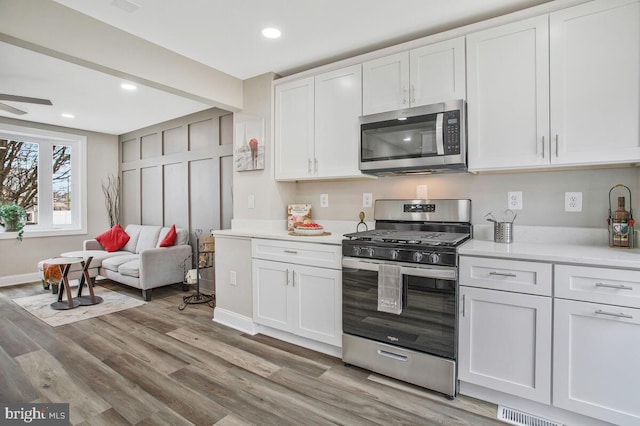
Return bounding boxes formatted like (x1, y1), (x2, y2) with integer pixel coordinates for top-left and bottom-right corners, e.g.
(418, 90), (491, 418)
(377, 264), (403, 315)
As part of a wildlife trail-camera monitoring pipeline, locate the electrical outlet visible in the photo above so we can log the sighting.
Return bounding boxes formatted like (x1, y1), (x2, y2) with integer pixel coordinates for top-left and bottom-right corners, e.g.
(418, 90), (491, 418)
(363, 193), (373, 208)
(416, 185), (428, 199)
(565, 192), (582, 212)
(229, 270), (237, 286)
(508, 191), (523, 210)
(320, 193), (329, 208)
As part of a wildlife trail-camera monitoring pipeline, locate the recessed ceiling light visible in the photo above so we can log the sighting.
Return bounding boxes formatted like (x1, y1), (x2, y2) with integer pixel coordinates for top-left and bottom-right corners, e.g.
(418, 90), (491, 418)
(398, 117), (407, 121)
(61, 113), (75, 119)
(261, 27), (282, 39)
(121, 83), (137, 91)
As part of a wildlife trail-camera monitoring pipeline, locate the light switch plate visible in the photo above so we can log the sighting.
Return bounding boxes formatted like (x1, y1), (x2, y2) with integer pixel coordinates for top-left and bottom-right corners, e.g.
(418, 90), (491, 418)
(248, 194), (255, 209)
(416, 185), (428, 199)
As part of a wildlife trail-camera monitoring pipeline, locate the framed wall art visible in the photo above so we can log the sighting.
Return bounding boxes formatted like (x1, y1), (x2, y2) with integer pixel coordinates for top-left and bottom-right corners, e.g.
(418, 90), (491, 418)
(234, 114), (265, 171)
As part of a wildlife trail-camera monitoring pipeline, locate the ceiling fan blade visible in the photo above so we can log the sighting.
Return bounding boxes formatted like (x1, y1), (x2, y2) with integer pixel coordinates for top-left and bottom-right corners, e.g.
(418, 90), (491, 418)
(0, 102), (28, 115)
(0, 94), (52, 105)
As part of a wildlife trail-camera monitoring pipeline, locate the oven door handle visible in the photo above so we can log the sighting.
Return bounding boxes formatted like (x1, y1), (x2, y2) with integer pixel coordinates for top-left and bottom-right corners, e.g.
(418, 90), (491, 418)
(342, 258), (456, 280)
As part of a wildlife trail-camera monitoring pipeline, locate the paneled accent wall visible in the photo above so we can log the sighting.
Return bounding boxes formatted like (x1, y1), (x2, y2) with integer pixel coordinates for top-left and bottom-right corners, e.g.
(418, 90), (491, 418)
(119, 107), (233, 242)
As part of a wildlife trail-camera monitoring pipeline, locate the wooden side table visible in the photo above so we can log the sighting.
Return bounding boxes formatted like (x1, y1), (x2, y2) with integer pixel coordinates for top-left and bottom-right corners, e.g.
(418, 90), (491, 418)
(69, 255), (103, 306)
(47, 257), (83, 310)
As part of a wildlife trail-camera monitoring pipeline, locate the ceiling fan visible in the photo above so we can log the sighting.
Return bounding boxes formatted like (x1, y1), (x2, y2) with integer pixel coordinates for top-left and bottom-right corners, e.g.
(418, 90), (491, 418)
(0, 94), (52, 115)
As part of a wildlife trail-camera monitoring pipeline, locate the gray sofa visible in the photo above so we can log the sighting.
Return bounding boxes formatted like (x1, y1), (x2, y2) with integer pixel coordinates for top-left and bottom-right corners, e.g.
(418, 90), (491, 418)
(60, 224), (192, 301)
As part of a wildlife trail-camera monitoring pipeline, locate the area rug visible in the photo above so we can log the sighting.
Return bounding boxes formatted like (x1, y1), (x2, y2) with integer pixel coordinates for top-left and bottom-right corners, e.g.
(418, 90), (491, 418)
(12, 286), (146, 327)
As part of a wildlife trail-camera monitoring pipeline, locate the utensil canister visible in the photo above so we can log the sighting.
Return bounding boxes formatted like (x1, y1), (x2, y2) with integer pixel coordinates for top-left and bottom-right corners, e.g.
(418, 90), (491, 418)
(494, 222), (513, 243)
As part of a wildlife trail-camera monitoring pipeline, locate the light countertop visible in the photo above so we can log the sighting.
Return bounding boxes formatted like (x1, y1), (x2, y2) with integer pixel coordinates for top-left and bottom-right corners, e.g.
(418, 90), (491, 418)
(214, 222), (640, 269)
(461, 225), (640, 269)
(459, 239), (640, 269)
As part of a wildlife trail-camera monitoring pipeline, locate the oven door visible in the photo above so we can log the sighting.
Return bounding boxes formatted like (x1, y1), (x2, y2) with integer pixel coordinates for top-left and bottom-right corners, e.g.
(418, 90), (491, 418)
(342, 257), (457, 359)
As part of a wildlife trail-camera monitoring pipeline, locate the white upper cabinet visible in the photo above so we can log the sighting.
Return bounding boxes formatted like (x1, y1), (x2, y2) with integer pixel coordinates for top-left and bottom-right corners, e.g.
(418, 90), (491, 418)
(467, 16), (550, 171)
(409, 38), (466, 107)
(274, 65), (363, 181)
(314, 65), (363, 179)
(274, 77), (315, 180)
(468, 0), (640, 172)
(362, 52), (410, 114)
(362, 37), (466, 115)
(549, 0), (640, 165)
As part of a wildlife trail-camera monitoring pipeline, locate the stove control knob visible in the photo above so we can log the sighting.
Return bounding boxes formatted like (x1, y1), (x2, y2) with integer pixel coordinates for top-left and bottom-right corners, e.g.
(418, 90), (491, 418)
(366, 247), (375, 257)
(353, 246), (362, 255)
(429, 253), (441, 264)
(413, 252), (424, 262)
(390, 249), (399, 260)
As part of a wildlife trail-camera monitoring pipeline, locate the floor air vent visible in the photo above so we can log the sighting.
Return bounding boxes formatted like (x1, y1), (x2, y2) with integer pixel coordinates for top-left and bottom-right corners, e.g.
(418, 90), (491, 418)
(497, 405), (563, 426)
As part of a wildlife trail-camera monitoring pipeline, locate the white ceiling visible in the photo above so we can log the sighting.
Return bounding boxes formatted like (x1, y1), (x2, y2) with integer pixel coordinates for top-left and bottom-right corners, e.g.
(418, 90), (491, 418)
(1, 0), (552, 135)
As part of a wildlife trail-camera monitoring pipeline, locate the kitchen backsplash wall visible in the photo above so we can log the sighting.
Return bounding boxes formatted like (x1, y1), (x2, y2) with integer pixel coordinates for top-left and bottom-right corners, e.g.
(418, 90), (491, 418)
(292, 167), (640, 228)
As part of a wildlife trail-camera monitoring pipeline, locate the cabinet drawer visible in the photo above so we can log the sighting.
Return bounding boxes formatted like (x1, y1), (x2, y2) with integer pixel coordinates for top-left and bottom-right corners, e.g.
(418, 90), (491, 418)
(459, 256), (552, 296)
(252, 238), (342, 269)
(555, 265), (640, 308)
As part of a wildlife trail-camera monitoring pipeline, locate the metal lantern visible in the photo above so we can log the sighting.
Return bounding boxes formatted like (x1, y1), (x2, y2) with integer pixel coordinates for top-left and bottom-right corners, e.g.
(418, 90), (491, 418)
(608, 184), (635, 248)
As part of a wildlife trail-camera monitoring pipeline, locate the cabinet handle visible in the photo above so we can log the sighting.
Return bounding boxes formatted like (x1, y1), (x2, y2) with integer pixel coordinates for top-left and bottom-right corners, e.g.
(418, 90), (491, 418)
(595, 282), (633, 290)
(314, 158), (318, 174)
(555, 134), (559, 157)
(411, 85), (416, 103)
(308, 158), (312, 174)
(283, 250), (298, 254)
(489, 271), (517, 278)
(595, 309), (633, 319)
(292, 271), (295, 287)
(542, 135), (545, 158)
(402, 87), (407, 104)
(285, 269), (290, 286)
(462, 294), (466, 317)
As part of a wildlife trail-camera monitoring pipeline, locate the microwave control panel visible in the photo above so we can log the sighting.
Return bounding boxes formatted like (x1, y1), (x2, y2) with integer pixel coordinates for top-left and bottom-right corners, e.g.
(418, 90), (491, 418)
(443, 110), (461, 155)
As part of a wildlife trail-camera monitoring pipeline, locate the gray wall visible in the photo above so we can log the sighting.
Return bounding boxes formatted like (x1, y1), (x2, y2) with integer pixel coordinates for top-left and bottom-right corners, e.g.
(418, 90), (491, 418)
(0, 117), (118, 282)
(292, 167), (640, 229)
(119, 108), (233, 233)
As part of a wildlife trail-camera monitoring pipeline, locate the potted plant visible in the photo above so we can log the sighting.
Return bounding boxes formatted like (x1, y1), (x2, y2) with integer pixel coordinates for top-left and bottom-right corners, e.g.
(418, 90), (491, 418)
(0, 203), (27, 240)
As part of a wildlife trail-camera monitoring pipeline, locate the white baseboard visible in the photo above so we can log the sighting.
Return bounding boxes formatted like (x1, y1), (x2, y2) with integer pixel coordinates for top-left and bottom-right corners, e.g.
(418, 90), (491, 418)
(0, 272), (41, 288)
(213, 308), (259, 335)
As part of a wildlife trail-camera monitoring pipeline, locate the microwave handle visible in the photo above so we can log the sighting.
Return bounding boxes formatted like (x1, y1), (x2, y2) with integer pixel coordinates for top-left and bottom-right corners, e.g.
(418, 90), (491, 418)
(435, 113), (444, 155)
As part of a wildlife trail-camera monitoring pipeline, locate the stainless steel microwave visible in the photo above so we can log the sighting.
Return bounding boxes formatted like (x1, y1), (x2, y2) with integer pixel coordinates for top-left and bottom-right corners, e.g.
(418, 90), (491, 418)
(359, 99), (466, 175)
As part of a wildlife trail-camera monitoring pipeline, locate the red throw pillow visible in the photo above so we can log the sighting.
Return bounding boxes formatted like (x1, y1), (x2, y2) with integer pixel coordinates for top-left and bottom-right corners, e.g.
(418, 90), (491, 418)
(159, 224), (177, 247)
(96, 224), (130, 252)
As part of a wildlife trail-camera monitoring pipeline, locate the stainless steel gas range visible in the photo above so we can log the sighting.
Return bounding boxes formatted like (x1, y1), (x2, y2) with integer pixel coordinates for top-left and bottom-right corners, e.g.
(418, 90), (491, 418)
(341, 199), (471, 398)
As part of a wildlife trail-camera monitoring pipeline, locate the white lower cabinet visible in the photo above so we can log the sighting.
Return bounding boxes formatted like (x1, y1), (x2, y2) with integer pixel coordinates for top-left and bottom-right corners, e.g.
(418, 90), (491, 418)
(252, 239), (342, 347)
(554, 265), (640, 426)
(553, 299), (640, 426)
(458, 286), (552, 404)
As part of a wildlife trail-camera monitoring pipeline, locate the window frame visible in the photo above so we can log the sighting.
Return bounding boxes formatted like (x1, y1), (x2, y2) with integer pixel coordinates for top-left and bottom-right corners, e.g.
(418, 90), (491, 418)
(0, 123), (87, 239)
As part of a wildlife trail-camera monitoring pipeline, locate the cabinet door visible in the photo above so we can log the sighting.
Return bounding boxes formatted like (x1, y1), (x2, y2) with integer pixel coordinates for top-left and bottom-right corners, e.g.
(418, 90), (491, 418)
(362, 52), (409, 114)
(252, 259), (292, 331)
(291, 265), (342, 346)
(314, 65), (363, 178)
(409, 37), (466, 107)
(274, 77), (315, 180)
(458, 286), (552, 404)
(466, 16), (550, 171)
(554, 299), (640, 425)
(550, 0), (640, 165)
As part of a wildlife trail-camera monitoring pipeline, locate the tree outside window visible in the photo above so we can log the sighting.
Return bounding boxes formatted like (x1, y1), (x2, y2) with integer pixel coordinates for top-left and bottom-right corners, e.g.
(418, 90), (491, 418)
(0, 138), (71, 227)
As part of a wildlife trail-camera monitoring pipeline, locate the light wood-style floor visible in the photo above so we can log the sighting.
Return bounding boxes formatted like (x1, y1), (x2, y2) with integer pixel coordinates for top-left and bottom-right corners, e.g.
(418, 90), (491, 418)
(0, 280), (504, 425)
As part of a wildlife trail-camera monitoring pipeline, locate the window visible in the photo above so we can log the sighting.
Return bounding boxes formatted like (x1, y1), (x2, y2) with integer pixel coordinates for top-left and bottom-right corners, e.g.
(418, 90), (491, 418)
(0, 123), (86, 238)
